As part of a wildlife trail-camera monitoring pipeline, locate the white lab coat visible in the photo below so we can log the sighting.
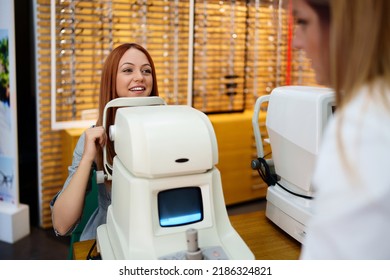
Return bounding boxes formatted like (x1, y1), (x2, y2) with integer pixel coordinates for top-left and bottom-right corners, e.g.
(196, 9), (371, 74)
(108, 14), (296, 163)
(300, 82), (390, 259)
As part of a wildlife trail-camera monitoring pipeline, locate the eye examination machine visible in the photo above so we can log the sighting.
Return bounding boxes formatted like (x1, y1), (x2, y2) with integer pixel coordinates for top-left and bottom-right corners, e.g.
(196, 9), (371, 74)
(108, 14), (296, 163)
(252, 86), (335, 243)
(95, 97), (254, 260)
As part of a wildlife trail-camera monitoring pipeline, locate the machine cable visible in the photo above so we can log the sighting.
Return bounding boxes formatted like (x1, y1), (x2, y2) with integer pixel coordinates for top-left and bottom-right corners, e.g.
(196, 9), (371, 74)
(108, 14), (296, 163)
(251, 157), (314, 200)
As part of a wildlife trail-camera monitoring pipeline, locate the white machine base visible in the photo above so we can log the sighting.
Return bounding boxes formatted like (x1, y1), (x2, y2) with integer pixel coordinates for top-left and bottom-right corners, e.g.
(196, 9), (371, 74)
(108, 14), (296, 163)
(97, 223), (231, 260)
(96, 225), (115, 260)
(0, 203), (30, 243)
(265, 185), (313, 244)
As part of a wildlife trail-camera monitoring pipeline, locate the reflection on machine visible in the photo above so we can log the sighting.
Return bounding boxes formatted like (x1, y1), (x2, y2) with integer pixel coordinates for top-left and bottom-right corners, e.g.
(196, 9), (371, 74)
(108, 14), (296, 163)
(158, 187), (203, 227)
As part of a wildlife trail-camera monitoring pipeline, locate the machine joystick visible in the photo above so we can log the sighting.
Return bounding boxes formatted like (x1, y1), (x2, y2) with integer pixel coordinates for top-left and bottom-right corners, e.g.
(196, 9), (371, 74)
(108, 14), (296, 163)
(185, 228), (203, 260)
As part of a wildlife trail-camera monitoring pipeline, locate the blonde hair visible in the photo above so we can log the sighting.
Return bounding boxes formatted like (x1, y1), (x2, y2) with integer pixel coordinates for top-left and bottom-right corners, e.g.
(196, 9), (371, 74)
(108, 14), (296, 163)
(329, 0), (390, 179)
(330, 0), (390, 107)
(305, 0), (390, 180)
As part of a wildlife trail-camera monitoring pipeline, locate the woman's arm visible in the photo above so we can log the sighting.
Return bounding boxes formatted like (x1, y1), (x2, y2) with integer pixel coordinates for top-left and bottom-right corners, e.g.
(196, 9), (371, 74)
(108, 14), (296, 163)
(51, 126), (106, 235)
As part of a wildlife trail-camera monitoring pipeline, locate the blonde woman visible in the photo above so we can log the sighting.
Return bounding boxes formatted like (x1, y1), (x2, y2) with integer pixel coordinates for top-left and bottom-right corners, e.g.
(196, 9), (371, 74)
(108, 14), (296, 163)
(292, 0), (390, 259)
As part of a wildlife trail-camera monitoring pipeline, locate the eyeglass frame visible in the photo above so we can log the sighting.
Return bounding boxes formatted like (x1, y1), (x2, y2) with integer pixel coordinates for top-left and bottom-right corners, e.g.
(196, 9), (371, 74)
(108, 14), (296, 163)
(0, 170), (13, 188)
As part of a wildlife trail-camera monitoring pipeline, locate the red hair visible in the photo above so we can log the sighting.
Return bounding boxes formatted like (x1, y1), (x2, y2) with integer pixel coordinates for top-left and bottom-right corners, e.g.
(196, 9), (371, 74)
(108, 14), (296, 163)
(96, 43), (159, 170)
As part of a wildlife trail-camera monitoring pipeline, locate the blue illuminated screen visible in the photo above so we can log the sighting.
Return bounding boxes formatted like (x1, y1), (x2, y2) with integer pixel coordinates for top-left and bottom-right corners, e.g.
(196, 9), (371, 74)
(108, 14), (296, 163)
(158, 187), (203, 227)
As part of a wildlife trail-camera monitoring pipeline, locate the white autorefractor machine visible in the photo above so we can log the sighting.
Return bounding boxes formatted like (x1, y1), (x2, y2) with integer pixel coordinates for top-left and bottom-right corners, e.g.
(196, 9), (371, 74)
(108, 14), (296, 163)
(96, 97), (254, 260)
(252, 86), (335, 243)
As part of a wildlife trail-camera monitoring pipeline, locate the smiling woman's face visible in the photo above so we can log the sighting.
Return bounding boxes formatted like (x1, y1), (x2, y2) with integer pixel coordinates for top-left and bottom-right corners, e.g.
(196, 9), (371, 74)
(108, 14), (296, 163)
(116, 47), (154, 97)
(292, 0), (330, 86)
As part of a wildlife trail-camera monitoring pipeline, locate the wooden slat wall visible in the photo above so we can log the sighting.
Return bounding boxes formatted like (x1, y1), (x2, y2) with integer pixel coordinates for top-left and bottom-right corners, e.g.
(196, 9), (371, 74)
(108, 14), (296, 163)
(35, 0), (316, 228)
